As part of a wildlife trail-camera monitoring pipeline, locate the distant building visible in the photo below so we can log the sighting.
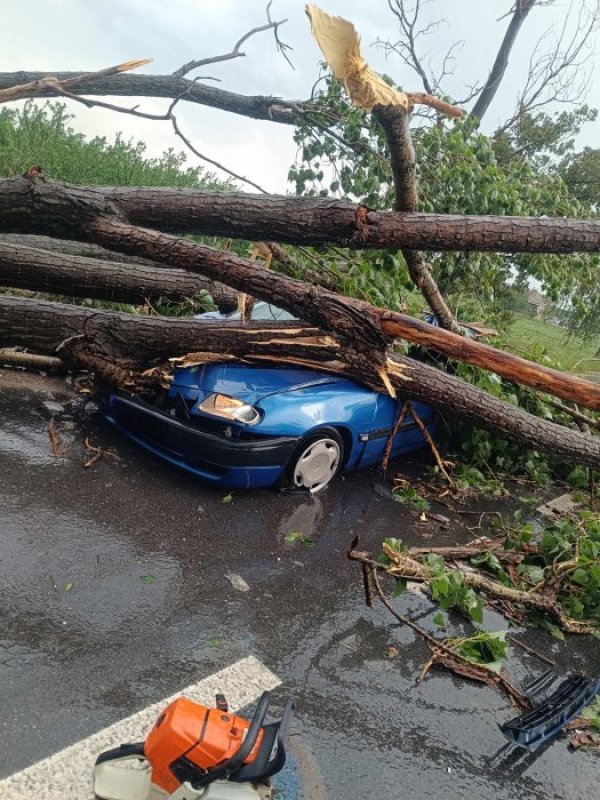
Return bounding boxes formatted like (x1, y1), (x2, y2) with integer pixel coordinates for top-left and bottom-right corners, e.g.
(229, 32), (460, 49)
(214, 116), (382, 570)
(526, 289), (551, 319)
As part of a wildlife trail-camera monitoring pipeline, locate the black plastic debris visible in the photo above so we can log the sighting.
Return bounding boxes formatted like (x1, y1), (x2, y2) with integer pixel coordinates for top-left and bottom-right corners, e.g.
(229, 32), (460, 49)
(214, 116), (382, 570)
(500, 672), (600, 749)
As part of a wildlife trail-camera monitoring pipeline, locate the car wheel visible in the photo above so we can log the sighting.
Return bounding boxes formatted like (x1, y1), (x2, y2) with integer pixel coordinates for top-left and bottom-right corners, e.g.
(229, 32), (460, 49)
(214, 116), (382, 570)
(281, 427), (344, 494)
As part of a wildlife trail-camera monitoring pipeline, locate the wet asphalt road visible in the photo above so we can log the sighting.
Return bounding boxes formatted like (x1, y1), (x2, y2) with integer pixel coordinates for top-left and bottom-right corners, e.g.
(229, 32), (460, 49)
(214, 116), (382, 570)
(1, 370), (599, 799)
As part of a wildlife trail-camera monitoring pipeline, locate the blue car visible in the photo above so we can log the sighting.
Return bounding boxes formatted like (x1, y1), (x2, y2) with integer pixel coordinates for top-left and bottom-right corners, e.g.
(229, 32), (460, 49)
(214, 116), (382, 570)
(103, 360), (435, 493)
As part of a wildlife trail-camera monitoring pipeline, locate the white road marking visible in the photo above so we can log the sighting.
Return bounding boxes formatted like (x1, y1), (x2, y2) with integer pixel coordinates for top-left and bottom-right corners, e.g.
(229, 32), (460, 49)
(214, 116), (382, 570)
(0, 655), (280, 800)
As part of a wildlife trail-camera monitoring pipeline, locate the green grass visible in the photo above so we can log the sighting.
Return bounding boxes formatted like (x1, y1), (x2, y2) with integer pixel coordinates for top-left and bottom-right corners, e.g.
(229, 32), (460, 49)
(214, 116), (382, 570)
(503, 315), (600, 374)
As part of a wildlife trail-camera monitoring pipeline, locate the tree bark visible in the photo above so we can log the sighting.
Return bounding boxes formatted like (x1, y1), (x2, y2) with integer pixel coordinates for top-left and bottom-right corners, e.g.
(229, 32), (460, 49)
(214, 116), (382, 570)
(2, 293), (599, 470)
(0, 233), (199, 267)
(0, 240), (238, 310)
(1, 175), (599, 410)
(471, 1), (537, 122)
(0, 71), (303, 125)
(1, 178), (599, 253)
(86, 185), (600, 253)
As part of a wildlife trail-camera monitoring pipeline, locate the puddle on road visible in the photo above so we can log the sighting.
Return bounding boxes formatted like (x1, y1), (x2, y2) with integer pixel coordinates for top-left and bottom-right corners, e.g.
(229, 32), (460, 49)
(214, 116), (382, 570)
(0, 502), (182, 642)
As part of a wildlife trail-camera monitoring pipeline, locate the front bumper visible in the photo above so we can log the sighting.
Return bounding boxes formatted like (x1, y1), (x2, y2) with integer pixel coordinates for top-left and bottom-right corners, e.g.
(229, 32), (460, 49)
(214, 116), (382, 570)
(103, 393), (299, 488)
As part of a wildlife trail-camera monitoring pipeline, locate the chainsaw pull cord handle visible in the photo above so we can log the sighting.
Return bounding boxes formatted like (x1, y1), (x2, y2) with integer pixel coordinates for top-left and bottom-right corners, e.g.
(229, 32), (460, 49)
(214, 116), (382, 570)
(191, 691), (271, 788)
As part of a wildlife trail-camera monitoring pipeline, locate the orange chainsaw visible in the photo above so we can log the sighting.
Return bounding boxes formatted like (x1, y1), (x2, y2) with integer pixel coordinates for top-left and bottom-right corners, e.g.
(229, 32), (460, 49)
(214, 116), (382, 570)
(93, 691), (294, 800)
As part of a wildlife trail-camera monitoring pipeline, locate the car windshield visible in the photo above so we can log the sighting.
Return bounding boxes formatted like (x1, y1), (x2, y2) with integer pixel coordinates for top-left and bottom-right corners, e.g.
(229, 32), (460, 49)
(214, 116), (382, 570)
(195, 302), (297, 322)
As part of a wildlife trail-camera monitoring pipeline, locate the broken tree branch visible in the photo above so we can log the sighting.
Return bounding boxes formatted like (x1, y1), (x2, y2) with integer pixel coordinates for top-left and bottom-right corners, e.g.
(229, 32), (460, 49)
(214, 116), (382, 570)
(1, 175), (599, 411)
(471, 0), (538, 122)
(0, 71), (307, 125)
(372, 103), (460, 332)
(351, 541), (594, 634)
(2, 294), (600, 470)
(351, 542), (529, 707)
(173, 5), (291, 77)
(0, 59), (153, 105)
(0, 348), (64, 371)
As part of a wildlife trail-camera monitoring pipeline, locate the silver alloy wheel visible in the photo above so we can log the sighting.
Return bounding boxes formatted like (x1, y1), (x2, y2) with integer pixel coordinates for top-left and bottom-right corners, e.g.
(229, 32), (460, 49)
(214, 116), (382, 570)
(293, 437), (341, 493)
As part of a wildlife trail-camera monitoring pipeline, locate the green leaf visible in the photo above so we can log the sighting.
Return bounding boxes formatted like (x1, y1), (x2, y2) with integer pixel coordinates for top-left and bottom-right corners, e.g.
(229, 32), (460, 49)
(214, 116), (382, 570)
(392, 579), (408, 597)
(140, 575), (156, 585)
(222, 493), (233, 504)
(430, 573), (450, 601)
(422, 553), (445, 576)
(544, 621), (565, 641)
(471, 552), (503, 573)
(284, 530), (315, 547)
(467, 596), (484, 624)
(517, 564), (546, 584)
(450, 631), (508, 673)
(432, 611), (446, 627)
(572, 567), (589, 586)
(64, 582), (73, 592)
(384, 537), (406, 553)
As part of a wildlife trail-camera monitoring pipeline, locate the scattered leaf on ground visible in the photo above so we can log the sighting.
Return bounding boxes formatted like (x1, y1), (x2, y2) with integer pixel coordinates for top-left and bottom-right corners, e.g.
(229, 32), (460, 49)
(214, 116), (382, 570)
(225, 572), (250, 592)
(432, 611), (446, 628)
(64, 582), (73, 592)
(569, 731), (600, 750)
(222, 493), (233, 504)
(140, 574), (156, 585)
(284, 530), (315, 547)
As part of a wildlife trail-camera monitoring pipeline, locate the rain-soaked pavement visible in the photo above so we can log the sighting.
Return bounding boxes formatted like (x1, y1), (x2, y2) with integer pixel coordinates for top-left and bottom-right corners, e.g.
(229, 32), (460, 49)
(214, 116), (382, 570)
(1, 369), (598, 799)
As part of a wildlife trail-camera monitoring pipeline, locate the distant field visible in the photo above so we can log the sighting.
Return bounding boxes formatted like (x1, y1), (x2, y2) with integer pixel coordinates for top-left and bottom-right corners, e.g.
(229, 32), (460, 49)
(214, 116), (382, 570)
(504, 315), (600, 374)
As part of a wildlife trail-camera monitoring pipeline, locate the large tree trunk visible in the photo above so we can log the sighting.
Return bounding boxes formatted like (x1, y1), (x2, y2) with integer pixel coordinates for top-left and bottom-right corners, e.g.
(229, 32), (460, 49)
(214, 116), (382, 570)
(2, 293), (599, 470)
(1, 178), (598, 254)
(105, 186), (600, 254)
(0, 240), (238, 310)
(1, 175), (599, 410)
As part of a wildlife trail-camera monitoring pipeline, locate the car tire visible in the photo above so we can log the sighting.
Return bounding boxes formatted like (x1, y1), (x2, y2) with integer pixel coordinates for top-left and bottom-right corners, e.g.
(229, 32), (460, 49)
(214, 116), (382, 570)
(279, 427), (344, 494)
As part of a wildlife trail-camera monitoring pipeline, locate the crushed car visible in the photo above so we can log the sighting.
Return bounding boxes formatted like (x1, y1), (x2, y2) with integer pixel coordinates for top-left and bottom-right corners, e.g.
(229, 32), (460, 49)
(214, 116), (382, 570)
(101, 302), (436, 492)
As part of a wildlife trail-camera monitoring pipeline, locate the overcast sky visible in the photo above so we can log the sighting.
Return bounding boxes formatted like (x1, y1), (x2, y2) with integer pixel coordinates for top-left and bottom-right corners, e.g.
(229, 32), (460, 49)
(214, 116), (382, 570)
(2, 1), (598, 192)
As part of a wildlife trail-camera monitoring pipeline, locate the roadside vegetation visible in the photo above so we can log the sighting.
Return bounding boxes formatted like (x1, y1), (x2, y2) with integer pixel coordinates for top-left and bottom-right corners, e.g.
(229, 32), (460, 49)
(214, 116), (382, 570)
(504, 315), (600, 374)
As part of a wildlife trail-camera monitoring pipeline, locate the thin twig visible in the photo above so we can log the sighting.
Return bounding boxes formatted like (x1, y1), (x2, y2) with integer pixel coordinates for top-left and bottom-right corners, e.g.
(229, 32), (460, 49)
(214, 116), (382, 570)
(408, 402), (456, 485)
(382, 401), (410, 473)
(169, 109), (268, 193)
(547, 398), (600, 431)
(507, 634), (556, 667)
(173, 3), (293, 77)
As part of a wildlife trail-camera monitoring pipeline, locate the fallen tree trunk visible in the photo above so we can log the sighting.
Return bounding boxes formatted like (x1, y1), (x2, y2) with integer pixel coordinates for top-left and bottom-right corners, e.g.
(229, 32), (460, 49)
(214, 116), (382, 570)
(0, 233), (217, 269)
(0, 240), (238, 310)
(2, 294), (600, 469)
(1, 177), (599, 254)
(102, 186), (600, 254)
(1, 175), (599, 410)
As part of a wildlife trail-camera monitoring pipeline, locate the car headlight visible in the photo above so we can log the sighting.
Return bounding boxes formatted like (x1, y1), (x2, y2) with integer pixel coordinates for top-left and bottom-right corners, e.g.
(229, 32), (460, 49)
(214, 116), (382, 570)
(197, 393), (261, 425)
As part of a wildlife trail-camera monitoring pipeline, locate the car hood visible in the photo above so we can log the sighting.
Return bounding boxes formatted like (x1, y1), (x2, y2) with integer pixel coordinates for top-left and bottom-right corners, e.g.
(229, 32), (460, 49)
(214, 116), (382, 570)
(171, 363), (348, 406)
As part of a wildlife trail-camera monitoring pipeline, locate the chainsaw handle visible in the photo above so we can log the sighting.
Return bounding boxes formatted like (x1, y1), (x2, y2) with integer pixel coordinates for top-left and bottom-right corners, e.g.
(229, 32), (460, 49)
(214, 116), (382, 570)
(192, 691), (271, 788)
